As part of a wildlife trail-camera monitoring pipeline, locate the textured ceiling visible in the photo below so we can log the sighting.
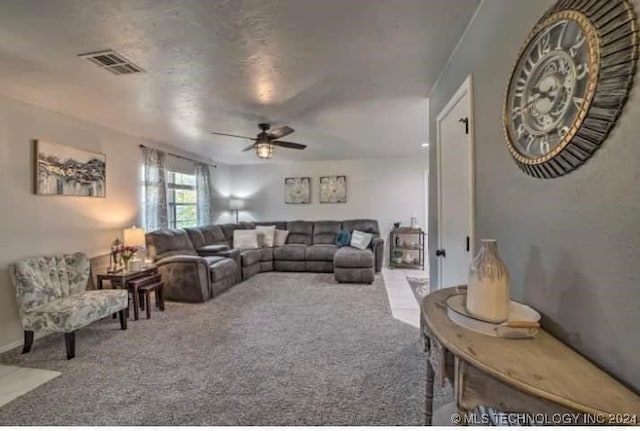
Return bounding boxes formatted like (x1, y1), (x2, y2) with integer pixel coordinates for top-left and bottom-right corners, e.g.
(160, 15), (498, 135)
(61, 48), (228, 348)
(0, 0), (480, 164)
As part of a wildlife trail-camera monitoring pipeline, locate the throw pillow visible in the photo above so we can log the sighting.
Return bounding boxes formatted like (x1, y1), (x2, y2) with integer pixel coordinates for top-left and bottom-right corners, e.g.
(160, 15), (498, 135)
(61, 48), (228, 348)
(273, 229), (289, 246)
(335, 230), (352, 247)
(350, 230), (373, 250)
(233, 229), (259, 250)
(256, 225), (276, 247)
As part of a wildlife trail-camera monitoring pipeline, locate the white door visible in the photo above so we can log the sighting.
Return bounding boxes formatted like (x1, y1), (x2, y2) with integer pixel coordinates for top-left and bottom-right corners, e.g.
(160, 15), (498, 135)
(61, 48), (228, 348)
(436, 76), (475, 289)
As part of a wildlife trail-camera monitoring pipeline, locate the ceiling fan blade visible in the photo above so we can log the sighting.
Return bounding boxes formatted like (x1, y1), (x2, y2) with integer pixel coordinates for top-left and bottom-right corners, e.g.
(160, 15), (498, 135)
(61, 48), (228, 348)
(211, 132), (256, 141)
(272, 140), (307, 150)
(242, 143), (257, 152)
(267, 126), (294, 140)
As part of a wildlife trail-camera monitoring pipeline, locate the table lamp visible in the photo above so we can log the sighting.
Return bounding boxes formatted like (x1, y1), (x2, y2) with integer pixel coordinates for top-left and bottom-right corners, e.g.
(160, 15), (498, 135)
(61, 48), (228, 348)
(229, 198), (244, 223)
(123, 226), (146, 270)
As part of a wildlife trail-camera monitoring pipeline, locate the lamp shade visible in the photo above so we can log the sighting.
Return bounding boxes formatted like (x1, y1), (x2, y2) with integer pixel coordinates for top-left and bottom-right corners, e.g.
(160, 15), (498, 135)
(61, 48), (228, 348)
(229, 198), (245, 211)
(124, 226), (146, 247)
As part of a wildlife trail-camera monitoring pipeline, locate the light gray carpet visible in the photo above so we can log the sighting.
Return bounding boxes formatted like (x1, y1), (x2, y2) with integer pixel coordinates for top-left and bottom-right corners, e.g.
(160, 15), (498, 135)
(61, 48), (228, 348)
(0, 272), (434, 425)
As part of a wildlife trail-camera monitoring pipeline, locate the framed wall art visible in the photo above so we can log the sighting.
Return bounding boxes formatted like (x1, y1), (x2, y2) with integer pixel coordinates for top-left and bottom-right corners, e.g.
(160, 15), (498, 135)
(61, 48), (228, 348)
(284, 177), (311, 204)
(34, 139), (106, 197)
(319, 175), (347, 203)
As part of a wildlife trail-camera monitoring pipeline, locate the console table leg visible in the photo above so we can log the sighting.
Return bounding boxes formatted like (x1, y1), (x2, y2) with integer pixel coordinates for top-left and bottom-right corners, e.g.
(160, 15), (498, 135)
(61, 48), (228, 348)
(425, 358), (435, 425)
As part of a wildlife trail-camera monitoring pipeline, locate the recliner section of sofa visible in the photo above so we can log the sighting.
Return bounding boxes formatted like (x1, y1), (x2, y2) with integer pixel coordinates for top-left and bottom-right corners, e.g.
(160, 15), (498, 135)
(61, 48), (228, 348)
(146, 219), (384, 302)
(146, 229), (239, 302)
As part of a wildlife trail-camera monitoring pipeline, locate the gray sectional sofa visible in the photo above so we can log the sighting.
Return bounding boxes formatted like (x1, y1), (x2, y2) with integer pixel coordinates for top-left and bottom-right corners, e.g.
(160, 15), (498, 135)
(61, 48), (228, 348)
(145, 219), (383, 302)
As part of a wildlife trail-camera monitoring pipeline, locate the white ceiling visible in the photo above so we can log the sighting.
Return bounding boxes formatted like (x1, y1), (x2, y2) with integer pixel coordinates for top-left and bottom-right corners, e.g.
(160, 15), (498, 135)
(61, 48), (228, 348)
(0, 0), (479, 164)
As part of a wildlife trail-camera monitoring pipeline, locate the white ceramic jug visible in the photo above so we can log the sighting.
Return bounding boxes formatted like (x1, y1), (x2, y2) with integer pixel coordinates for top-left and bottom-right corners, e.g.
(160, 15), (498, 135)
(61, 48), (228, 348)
(466, 239), (510, 323)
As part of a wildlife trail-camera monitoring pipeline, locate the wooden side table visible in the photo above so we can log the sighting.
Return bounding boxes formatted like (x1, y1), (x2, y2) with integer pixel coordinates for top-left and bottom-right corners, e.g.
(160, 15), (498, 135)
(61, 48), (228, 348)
(96, 266), (163, 321)
(421, 286), (640, 425)
(130, 275), (164, 319)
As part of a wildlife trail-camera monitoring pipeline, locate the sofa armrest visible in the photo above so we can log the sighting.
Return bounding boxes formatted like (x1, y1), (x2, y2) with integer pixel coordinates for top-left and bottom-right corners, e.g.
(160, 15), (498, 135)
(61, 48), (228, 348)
(370, 237), (384, 273)
(213, 248), (241, 259)
(155, 255), (207, 266)
(154, 255), (210, 302)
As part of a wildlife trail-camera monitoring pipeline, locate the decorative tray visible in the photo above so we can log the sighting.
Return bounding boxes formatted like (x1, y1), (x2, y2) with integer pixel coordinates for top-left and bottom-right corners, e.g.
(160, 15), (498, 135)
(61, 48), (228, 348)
(446, 294), (541, 339)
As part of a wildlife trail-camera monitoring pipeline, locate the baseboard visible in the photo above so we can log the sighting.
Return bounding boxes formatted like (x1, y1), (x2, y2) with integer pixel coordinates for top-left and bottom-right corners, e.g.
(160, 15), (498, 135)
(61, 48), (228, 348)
(0, 333), (45, 354)
(0, 338), (23, 354)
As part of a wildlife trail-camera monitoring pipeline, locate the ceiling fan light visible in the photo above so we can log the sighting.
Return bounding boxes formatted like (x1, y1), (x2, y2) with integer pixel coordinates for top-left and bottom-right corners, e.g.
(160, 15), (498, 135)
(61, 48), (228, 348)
(256, 143), (273, 159)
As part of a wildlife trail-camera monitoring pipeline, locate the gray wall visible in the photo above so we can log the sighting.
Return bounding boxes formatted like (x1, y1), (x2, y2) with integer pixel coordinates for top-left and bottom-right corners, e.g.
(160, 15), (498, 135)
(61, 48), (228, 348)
(0, 94), (231, 352)
(230, 157), (428, 265)
(428, 0), (640, 391)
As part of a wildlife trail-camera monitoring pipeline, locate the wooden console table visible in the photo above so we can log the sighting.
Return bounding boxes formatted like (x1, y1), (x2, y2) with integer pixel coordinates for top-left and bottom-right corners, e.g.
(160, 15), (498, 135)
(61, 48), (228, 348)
(421, 286), (640, 425)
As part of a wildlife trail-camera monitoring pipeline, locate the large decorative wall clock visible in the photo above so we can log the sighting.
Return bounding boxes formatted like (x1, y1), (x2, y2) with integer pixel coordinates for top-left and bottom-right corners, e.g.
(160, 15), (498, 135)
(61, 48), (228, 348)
(503, 0), (638, 179)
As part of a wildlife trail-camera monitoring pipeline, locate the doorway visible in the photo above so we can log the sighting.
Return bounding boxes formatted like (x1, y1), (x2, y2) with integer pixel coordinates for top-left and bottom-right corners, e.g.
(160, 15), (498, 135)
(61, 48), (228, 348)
(435, 75), (475, 289)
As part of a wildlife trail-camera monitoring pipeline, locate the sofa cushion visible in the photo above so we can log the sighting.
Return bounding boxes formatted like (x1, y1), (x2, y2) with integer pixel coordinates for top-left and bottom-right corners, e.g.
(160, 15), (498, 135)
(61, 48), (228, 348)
(146, 229), (198, 261)
(240, 249), (259, 267)
(305, 245), (339, 261)
(285, 221), (313, 245)
(198, 244), (230, 255)
(208, 258), (237, 282)
(342, 219), (380, 237)
(312, 221), (342, 245)
(273, 244), (306, 261)
(255, 221), (287, 231)
(240, 248), (274, 267)
(273, 260), (306, 272)
(233, 230), (259, 250)
(203, 256), (227, 266)
(24, 290), (128, 333)
(185, 225), (228, 249)
(334, 246), (375, 268)
(219, 223), (240, 242)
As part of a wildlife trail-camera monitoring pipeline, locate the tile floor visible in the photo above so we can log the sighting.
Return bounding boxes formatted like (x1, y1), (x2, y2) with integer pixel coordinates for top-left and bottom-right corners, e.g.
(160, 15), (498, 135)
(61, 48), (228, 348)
(381, 267), (429, 328)
(0, 364), (60, 408)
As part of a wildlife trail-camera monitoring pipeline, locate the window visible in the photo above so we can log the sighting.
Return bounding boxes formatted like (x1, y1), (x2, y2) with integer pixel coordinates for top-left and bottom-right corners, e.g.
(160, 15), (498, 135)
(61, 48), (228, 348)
(167, 171), (198, 229)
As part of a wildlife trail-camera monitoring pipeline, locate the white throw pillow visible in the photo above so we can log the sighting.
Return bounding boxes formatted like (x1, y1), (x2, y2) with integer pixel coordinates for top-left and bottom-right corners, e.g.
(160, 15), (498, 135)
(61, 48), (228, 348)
(256, 225), (276, 247)
(273, 229), (289, 246)
(233, 229), (259, 250)
(350, 230), (373, 250)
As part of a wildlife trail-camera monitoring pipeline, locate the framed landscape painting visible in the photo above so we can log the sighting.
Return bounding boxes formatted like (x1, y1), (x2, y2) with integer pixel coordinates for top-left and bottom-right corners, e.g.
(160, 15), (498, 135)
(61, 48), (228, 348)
(284, 177), (311, 204)
(34, 140), (106, 197)
(319, 175), (347, 203)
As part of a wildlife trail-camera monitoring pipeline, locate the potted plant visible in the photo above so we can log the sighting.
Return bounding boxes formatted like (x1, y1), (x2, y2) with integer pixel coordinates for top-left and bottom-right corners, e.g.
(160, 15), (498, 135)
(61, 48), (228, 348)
(392, 248), (403, 265)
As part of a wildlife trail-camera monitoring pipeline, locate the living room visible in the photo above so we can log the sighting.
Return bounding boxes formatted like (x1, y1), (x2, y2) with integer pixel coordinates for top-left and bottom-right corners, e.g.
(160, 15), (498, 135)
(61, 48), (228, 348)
(1, 0), (640, 427)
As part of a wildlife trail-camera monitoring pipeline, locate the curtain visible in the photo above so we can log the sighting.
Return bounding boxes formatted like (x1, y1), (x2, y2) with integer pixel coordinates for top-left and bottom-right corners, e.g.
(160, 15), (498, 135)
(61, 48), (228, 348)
(142, 146), (168, 232)
(195, 162), (213, 226)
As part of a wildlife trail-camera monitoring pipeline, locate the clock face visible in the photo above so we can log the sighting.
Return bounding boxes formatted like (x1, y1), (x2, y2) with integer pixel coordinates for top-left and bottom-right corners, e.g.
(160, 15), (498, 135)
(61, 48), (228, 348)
(502, 0), (638, 179)
(506, 19), (592, 159)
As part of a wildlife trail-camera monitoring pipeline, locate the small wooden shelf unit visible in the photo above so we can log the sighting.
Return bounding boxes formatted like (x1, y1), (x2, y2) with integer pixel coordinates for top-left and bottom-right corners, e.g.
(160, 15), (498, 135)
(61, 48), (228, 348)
(390, 227), (425, 270)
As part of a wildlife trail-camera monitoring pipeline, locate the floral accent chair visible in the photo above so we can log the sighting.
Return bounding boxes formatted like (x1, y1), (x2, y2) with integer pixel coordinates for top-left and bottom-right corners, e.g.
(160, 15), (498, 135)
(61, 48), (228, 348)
(10, 252), (129, 359)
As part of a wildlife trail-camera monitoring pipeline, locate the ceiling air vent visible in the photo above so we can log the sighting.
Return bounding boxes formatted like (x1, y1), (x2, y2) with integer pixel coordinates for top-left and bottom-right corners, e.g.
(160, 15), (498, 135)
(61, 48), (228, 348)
(78, 50), (144, 75)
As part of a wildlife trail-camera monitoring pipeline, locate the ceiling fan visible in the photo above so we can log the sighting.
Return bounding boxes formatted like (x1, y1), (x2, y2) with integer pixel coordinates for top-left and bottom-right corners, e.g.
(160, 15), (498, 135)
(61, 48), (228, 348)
(211, 123), (307, 159)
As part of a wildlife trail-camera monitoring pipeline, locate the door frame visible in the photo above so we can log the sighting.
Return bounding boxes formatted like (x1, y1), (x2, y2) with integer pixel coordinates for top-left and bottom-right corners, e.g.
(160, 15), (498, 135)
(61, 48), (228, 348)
(435, 74), (476, 289)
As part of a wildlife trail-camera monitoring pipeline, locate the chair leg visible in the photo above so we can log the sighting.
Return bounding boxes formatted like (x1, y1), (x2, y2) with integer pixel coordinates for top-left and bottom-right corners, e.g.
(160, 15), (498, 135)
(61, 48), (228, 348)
(22, 330), (34, 354)
(139, 291), (145, 311)
(64, 332), (76, 360)
(119, 309), (128, 330)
